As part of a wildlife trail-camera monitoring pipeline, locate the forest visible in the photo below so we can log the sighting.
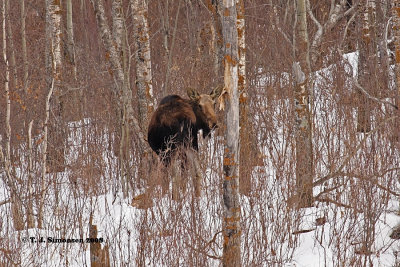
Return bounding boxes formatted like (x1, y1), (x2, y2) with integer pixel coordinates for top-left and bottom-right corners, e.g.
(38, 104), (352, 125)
(0, 0), (400, 266)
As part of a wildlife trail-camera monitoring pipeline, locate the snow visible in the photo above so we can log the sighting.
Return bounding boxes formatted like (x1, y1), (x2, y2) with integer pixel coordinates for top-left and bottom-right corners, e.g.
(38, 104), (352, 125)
(1, 52), (400, 266)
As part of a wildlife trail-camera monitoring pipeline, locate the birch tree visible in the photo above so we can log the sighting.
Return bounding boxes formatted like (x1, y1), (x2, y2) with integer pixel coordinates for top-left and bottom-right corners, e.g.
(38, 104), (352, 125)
(131, 0), (154, 127)
(66, 0), (77, 79)
(220, 0), (241, 265)
(45, 0), (65, 174)
(91, 0), (148, 194)
(236, 0), (252, 195)
(293, 0), (313, 208)
(291, 0), (357, 207)
(38, 0), (62, 227)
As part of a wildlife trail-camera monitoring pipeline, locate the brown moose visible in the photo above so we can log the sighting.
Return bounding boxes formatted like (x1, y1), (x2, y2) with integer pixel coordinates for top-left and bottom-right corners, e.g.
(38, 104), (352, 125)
(147, 85), (223, 165)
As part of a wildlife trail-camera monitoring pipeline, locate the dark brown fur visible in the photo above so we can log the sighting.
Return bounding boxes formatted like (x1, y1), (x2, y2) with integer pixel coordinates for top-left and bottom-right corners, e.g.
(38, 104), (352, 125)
(147, 86), (222, 165)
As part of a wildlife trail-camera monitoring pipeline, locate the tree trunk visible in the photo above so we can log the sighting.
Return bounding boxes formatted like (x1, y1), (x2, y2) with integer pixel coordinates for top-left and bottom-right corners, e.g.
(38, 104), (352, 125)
(164, 0), (181, 94)
(236, 0), (253, 196)
(45, 0), (65, 174)
(110, 0), (132, 196)
(5, 0), (16, 85)
(40, 0), (63, 227)
(2, 0), (23, 231)
(158, 0), (169, 94)
(206, 0), (223, 80)
(393, 0), (400, 106)
(220, 1), (241, 266)
(356, 0), (375, 133)
(27, 120), (35, 228)
(20, 0), (28, 92)
(294, 0), (313, 208)
(38, 79), (54, 229)
(131, 0), (155, 128)
(89, 216), (110, 267)
(66, 0), (77, 79)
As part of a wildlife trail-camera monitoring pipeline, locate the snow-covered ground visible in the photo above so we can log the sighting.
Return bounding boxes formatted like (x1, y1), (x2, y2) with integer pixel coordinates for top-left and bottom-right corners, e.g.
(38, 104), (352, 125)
(1, 53), (400, 266)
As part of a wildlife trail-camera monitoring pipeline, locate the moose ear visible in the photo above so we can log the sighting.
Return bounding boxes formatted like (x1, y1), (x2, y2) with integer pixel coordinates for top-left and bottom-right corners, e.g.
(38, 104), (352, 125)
(187, 87), (200, 100)
(210, 84), (223, 100)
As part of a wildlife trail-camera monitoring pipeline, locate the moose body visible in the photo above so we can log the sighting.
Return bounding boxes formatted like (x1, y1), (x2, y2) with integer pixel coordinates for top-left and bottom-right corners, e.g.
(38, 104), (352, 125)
(147, 86), (222, 164)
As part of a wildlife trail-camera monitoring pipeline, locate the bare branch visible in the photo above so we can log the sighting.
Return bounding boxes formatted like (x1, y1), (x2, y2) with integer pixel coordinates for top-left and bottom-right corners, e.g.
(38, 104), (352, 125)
(313, 115), (398, 187)
(352, 78), (398, 110)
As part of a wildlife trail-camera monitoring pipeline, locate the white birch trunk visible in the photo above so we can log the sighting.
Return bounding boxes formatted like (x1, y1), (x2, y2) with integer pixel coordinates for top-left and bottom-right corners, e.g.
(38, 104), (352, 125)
(131, 0), (155, 127)
(66, 0), (77, 79)
(220, 0), (241, 265)
(294, 0), (313, 208)
(38, 79), (54, 229)
(45, 0), (62, 80)
(27, 120), (34, 228)
(112, 0), (124, 55)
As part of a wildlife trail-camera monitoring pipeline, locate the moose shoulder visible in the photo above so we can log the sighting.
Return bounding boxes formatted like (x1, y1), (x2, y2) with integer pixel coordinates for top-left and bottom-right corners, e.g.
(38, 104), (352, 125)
(147, 86), (223, 164)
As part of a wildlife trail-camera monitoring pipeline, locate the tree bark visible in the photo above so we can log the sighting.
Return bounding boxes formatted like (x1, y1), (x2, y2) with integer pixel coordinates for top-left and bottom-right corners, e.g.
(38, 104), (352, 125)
(27, 120), (34, 228)
(164, 0), (181, 94)
(131, 0), (155, 128)
(20, 0), (28, 92)
(2, 0), (24, 231)
(294, 0), (313, 208)
(45, 0), (65, 174)
(236, 0), (252, 196)
(393, 0), (400, 106)
(206, 0), (223, 80)
(89, 216), (110, 267)
(38, 79), (54, 229)
(66, 0), (77, 79)
(5, 0), (16, 85)
(220, 1), (241, 266)
(356, 0), (375, 133)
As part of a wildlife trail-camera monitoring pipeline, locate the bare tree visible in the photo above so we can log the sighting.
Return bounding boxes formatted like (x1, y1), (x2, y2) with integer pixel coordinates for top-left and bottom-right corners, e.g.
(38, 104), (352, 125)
(0, 0), (23, 231)
(393, 0), (400, 104)
(20, 0), (28, 92)
(356, 0), (375, 133)
(66, 0), (77, 79)
(293, 0), (313, 208)
(131, 0), (155, 128)
(220, 0), (241, 265)
(91, 0), (149, 195)
(45, 0), (65, 175)
(39, 0), (63, 227)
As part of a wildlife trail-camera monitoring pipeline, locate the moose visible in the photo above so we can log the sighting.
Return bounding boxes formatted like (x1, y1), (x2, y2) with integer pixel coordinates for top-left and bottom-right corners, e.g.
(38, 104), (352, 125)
(147, 85), (223, 165)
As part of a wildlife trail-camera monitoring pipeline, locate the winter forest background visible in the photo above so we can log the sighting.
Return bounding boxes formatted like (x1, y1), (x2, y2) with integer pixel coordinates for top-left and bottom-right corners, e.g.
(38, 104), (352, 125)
(1, 0), (400, 266)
